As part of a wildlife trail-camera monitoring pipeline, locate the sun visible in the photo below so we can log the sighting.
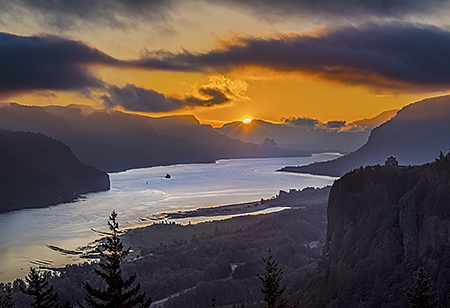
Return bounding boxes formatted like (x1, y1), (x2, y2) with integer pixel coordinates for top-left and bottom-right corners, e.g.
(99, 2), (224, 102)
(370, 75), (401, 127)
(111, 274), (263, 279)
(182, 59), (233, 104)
(242, 117), (252, 124)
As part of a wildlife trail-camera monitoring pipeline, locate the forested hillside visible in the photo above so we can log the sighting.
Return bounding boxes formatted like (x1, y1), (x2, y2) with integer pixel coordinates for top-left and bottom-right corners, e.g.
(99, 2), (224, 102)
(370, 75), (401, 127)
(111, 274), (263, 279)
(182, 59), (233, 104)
(1, 200), (327, 307)
(0, 130), (109, 213)
(293, 151), (450, 307)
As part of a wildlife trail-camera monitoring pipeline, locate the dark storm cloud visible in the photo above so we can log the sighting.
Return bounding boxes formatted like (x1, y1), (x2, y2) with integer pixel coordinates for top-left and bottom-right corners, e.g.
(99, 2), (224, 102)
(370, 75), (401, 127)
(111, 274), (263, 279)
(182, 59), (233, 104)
(284, 117), (365, 132)
(282, 118), (368, 132)
(284, 117), (320, 127)
(0, 0), (174, 29)
(102, 84), (231, 113)
(325, 120), (347, 129)
(213, 0), (448, 19)
(0, 32), (121, 96)
(135, 23), (450, 92)
(0, 0), (445, 29)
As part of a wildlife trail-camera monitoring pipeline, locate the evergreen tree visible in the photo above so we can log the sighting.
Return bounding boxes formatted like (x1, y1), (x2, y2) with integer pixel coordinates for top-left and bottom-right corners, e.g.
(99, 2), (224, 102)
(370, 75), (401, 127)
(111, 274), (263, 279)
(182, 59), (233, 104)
(20, 267), (59, 308)
(80, 210), (152, 308)
(0, 282), (14, 308)
(211, 294), (217, 308)
(257, 250), (287, 308)
(404, 267), (440, 308)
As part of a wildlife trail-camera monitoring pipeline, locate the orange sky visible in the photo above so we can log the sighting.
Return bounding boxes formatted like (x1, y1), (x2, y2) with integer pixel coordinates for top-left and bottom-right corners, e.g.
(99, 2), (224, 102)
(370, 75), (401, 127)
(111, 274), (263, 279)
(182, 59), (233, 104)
(1, 1), (450, 126)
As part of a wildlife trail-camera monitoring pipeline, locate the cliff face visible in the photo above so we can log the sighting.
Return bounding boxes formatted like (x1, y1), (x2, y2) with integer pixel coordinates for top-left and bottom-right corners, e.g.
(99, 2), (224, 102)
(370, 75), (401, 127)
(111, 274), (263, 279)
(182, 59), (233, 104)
(0, 130), (110, 213)
(296, 153), (450, 307)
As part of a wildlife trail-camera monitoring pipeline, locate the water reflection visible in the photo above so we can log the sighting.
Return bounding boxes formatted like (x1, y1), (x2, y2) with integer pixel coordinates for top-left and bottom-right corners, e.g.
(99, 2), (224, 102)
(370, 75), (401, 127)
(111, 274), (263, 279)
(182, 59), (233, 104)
(0, 154), (339, 282)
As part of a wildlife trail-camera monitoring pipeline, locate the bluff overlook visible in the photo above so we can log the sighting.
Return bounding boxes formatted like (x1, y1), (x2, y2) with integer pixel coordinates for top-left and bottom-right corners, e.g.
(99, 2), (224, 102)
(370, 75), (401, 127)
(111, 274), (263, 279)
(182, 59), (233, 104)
(0, 130), (110, 213)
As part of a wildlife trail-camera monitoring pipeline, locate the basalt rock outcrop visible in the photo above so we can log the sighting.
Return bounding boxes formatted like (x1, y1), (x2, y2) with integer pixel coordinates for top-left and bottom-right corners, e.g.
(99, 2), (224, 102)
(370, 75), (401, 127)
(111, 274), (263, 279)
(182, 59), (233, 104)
(296, 152), (450, 307)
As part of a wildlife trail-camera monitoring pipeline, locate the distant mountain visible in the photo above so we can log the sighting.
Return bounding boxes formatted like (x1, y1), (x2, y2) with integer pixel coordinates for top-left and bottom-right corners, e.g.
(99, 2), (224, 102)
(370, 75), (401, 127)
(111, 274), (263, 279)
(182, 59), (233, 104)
(0, 103), (307, 172)
(0, 130), (109, 213)
(294, 152), (450, 307)
(280, 95), (450, 176)
(351, 109), (398, 129)
(215, 116), (379, 154)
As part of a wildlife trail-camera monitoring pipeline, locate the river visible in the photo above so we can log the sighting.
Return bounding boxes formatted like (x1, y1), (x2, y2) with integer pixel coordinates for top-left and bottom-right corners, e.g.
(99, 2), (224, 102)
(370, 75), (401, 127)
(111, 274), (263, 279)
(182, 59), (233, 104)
(0, 154), (340, 282)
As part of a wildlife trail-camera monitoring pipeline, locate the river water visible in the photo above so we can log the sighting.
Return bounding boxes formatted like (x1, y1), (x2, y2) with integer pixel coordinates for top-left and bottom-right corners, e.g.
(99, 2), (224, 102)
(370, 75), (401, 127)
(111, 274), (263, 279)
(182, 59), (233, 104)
(0, 154), (339, 282)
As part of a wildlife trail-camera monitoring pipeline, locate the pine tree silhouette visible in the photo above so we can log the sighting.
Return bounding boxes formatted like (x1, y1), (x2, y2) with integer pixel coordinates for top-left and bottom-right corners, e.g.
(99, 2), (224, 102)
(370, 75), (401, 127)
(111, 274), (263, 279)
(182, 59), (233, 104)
(20, 267), (59, 308)
(0, 282), (14, 308)
(211, 294), (217, 307)
(257, 249), (287, 308)
(404, 267), (440, 308)
(80, 210), (151, 308)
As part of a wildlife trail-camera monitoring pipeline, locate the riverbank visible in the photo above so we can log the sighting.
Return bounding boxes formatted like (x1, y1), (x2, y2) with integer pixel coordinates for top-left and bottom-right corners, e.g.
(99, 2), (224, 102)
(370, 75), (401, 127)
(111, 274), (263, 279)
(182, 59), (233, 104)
(41, 186), (331, 264)
(0, 155), (338, 283)
(147, 185), (331, 221)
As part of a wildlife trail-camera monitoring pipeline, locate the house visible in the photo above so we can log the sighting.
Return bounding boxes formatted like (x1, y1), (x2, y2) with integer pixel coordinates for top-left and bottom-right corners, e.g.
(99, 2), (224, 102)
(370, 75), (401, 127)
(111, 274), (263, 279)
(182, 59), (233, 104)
(385, 155), (398, 167)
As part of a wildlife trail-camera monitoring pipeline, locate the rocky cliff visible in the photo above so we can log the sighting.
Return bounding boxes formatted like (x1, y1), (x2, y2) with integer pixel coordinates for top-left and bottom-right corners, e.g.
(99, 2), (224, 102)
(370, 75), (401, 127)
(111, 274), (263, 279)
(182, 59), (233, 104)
(295, 152), (450, 307)
(0, 130), (110, 213)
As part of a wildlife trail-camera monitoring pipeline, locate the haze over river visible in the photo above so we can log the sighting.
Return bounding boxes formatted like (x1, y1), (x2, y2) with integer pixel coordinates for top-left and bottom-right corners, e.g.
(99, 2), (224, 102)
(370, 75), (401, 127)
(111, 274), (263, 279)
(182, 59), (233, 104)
(0, 154), (339, 282)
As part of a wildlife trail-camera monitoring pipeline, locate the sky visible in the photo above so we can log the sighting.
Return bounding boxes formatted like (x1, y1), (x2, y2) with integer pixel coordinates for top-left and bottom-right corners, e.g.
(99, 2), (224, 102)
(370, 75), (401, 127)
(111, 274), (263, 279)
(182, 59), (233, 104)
(1, 0), (450, 127)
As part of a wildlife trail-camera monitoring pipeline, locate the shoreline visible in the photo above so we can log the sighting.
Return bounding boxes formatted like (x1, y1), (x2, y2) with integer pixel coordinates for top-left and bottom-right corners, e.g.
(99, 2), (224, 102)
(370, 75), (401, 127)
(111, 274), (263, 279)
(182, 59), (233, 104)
(0, 186), (331, 283)
(141, 185), (331, 222)
(146, 200), (269, 221)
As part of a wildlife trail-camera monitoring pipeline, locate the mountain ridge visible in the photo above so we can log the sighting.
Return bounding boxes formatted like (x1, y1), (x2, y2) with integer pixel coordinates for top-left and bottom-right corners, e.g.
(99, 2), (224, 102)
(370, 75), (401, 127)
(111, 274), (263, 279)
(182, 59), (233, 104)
(0, 130), (110, 213)
(0, 103), (308, 172)
(279, 95), (450, 176)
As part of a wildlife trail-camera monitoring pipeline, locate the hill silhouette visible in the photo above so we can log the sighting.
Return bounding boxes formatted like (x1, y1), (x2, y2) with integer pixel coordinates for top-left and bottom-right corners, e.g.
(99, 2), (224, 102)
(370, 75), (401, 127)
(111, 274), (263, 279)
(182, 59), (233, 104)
(0, 130), (109, 213)
(0, 103), (308, 172)
(294, 151), (450, 307)
(279, 95), (450, 176)
(215, 110), (397, 154)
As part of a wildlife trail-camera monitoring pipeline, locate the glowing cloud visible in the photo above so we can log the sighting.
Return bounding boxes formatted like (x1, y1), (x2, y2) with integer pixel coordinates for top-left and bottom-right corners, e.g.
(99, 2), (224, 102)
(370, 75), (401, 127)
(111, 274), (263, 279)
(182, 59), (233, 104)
(134, 23), (450, 93)
(101, 75), (248, 112)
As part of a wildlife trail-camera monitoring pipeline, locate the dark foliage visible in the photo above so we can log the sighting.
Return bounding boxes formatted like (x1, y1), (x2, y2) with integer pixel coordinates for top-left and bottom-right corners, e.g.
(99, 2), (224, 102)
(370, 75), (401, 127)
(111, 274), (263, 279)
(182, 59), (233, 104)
(161, 206), (326, 308)
(20, 268), (59, 308)
(211, 294), (217, 307)
(404, 267), (440, 308)
(294, 151), (450, 307)
(79, 211), (151, 308)
(4, 202), (326, 307)
(258, 250), (287, 308)
(0, 282), (14, 308)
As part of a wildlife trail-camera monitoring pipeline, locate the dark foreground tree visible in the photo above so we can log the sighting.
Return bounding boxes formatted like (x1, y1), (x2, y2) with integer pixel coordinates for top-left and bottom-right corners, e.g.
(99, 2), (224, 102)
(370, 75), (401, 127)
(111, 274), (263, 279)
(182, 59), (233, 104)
(257, 249), (287, 308)
(211, 294), (217, 307)
(0, 282), (14, 308)
(20, 267), (59, 308)
(80, 210), (152, 308)
(404, 267), (440, 308)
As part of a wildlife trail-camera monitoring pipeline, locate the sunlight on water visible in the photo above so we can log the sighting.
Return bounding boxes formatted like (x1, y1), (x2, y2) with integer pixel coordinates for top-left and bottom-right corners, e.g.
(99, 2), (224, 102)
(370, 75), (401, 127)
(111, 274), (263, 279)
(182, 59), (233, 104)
(0, 154), (340, 282)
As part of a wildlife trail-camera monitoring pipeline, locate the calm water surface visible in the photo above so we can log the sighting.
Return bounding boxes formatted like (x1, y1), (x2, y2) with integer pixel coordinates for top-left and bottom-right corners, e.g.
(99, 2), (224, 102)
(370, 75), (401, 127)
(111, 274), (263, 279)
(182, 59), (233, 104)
(0, 154), (339, 282)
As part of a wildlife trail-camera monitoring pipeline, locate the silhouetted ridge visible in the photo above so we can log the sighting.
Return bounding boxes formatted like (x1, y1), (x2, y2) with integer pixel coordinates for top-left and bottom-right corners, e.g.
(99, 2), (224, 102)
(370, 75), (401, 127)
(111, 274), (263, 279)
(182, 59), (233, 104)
(0, 103), (307, 172)
(279, 95), (450, 176)
(0, 130), (109, 213)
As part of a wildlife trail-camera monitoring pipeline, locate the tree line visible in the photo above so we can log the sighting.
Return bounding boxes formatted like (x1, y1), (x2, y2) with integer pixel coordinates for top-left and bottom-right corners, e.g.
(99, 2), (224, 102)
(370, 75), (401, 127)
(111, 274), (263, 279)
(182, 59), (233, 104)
(0, 211), (295, 308)
(1, 209), (440, 308)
